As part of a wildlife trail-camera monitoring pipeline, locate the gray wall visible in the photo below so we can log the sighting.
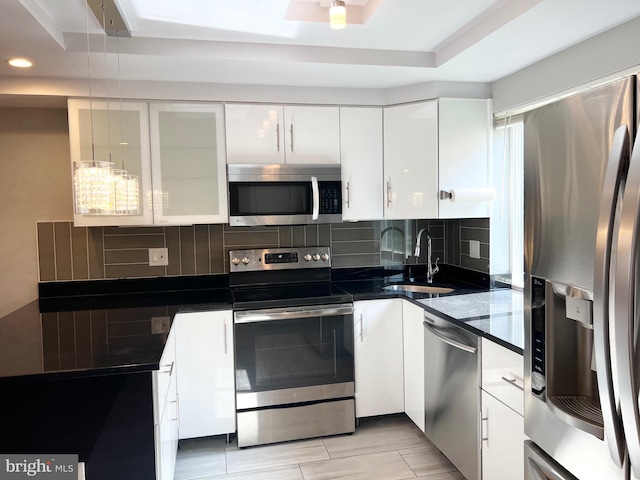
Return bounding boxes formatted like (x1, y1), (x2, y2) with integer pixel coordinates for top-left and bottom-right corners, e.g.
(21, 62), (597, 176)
(0, 108), (73, 318)
(492, 15), (640, 113)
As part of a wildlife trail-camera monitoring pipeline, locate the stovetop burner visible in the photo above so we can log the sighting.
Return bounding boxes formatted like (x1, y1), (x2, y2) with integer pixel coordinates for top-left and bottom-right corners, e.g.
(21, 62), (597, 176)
(228, 247), (352, 310)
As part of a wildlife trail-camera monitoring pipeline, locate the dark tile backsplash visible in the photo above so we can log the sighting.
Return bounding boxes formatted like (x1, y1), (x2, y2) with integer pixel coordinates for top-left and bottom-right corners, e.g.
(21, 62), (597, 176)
(37, 217), (490, 282)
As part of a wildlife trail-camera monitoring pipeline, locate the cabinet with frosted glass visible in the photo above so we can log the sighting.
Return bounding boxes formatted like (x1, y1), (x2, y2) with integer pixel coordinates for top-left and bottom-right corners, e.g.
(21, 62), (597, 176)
(149, 102), (228, 225)
(68, 99), (153, 226)
(68, 99), (228, 226)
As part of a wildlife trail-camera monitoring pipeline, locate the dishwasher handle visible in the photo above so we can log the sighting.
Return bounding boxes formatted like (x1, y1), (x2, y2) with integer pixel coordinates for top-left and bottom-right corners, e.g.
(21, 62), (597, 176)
(423, 320), (477, 354)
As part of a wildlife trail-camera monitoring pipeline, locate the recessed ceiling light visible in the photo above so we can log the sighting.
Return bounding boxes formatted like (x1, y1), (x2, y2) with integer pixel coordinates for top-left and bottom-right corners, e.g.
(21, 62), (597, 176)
(7, 58), (33, 68)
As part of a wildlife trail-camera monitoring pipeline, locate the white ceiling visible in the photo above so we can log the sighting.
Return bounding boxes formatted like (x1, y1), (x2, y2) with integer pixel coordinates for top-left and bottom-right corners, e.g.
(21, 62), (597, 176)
(2, 0), (640, 90)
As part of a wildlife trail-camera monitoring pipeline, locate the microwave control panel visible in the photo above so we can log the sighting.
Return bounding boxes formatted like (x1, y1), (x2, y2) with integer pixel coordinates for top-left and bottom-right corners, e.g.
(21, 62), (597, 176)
(319, 182), (342, 214)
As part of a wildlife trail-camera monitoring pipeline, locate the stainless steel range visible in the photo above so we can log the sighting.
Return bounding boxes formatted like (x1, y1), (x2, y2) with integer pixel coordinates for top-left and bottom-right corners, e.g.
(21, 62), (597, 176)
(229, 247), (355, 448)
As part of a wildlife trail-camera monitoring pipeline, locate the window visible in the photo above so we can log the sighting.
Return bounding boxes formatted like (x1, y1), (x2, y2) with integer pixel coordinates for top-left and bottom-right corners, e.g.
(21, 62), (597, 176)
(491, 118), (524, 289)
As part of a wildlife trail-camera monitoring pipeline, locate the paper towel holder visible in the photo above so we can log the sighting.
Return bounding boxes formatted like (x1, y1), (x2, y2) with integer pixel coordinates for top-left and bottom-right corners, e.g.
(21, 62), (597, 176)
(439, 187), (496, 202)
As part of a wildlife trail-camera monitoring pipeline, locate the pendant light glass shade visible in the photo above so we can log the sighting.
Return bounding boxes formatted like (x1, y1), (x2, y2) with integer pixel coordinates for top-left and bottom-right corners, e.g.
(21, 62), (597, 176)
(73, 161), (115, 214)
(73, 162), (140, 215)
(330, 0), (346, 29)
(113, 170), (140, 214)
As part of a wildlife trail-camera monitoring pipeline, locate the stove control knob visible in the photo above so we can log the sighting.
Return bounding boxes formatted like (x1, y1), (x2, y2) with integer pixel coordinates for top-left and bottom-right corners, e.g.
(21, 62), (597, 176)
(241, 257), (250, 265)
(312, 253), (320, 261)
(231, 257), (241, 266)
(321, 253), (329, 262)
(303, 254), (312, 262)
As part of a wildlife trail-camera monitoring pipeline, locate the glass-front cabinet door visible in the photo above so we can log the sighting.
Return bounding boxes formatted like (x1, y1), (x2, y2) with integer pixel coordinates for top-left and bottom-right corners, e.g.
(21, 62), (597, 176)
(149, 102), (228, 225)
(68, 99), (153, 226)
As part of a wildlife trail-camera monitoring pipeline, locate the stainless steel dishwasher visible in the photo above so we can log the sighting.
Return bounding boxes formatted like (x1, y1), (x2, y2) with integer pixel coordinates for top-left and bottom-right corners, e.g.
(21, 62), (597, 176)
(424, 310), (480, 480)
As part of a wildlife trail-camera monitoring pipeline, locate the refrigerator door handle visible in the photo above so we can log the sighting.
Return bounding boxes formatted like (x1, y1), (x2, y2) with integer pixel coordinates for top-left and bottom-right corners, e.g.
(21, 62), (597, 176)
(594, 124), (630, 468)
(613, 125), (640, 478)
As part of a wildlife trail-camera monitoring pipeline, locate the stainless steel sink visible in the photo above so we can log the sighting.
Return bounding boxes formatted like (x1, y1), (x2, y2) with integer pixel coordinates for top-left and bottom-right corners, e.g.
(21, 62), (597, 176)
(383, 284), (454, 294)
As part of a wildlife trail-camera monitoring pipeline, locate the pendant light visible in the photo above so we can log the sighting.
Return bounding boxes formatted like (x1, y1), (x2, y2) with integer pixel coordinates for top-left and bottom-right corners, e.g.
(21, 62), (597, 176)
(330, 0), (346, 30)
(72, 0), (139, 216)
(73, 0), (115, 215)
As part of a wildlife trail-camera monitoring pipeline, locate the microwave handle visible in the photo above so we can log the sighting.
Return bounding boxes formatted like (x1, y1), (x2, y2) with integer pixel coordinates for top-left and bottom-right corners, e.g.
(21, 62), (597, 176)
(311, 176), (319, 220)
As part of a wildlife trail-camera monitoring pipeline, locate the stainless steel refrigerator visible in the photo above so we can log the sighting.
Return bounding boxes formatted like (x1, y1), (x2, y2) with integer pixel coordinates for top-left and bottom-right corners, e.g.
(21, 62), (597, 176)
(524, 75), (640, 479)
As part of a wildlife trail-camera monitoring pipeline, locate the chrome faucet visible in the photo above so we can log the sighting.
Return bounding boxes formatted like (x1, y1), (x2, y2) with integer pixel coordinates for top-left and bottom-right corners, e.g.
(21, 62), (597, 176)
(414, 228), (439, 283)
(414, 228), (427, 258)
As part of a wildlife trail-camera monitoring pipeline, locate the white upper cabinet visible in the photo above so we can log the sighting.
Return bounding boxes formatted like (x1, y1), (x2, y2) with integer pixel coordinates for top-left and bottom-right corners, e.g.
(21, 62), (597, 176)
(225, 104), (284, 164)
(225, 104), (340, 164)
(438, 98), (491, 219)
(383, 101), (439, 220)
(68, 99), (154, 227)
(283, 105), (340, 164)
(339, 107), (384, 221)
(149, 102), (228, 225)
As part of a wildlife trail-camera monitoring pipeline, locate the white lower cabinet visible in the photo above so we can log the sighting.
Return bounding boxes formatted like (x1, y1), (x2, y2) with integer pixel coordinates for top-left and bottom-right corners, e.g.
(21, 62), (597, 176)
(354, 299), (404, 417)
(480, 338), (526, 480)
(481, 390), (525, 480)
(174, 310), (236, 439)
(153, 325), (177, 480)
(402, 300), (425, 432)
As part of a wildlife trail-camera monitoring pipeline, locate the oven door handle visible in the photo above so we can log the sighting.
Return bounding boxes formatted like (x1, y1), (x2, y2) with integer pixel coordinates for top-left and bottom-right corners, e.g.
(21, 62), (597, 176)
(234, 304), (354, 323)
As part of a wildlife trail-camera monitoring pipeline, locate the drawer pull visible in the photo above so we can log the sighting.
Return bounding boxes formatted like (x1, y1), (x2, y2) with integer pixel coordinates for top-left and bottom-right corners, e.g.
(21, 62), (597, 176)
(501, 375), (524, 391)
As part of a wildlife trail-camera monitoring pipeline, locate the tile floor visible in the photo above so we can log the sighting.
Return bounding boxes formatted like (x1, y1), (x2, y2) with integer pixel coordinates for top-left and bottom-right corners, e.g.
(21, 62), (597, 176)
(175, 414), (465, 480)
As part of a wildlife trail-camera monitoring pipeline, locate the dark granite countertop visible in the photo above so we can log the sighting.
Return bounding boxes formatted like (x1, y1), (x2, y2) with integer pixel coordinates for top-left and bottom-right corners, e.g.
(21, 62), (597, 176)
(0, 276), (232, 381)
(1, 264), (522, 381)
(333, 264), (523, 354)
(420, 290), (524, 354)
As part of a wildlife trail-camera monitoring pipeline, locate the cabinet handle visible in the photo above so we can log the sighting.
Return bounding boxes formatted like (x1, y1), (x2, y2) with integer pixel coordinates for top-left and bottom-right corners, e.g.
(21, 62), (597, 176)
(501, 375), (524, 391)
(289, 123), (294, 152)
(169, 400), (179, 421)
(276, 123), (280, 152)
(161, 361), (174, 376)
(224, 321), (228, 355)
(386, 180), (391, 208)
(346, 181), (350, 208)
(176, 393), (180, 428)
(359, 314), (364, 342)
(481, 414), (489, 442)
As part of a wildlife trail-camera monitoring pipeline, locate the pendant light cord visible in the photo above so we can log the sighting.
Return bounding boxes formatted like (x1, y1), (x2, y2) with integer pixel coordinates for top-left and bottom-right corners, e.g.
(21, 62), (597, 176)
(85, 0), (95, 163)
(117, 32), (125, 171)
(102, 2), (112, 164)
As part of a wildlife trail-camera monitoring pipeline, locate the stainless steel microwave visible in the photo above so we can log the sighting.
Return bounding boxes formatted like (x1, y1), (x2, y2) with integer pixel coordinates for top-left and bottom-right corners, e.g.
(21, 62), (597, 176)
(227, 164), (342, 226)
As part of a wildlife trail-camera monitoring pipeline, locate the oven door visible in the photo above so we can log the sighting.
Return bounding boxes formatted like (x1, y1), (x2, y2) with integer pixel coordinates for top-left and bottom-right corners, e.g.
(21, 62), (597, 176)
(234, 303), (354, 410)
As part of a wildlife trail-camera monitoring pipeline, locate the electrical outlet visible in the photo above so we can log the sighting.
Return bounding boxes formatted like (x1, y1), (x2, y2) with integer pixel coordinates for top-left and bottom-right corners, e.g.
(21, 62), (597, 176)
(151, 316), (171, 334)
(469, 240), (480, 259)
(149, 248), (169, 266)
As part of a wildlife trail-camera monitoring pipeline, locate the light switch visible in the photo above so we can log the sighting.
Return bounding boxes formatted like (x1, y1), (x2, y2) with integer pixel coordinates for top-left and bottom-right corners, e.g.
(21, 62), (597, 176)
(469, 240), (480, 259)
(149, 248), (169, 266)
